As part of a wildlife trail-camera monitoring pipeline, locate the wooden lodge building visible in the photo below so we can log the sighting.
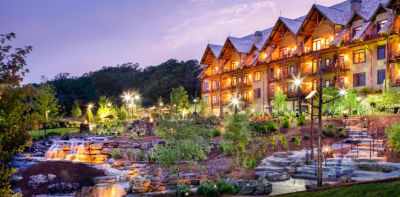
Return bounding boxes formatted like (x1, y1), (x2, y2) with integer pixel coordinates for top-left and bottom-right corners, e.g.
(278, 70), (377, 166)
(198, 0), (400, 116)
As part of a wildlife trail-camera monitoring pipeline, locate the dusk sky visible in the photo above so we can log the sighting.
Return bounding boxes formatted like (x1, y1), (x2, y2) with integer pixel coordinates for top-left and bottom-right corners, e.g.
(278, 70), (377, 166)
(1, 0), (344, 83)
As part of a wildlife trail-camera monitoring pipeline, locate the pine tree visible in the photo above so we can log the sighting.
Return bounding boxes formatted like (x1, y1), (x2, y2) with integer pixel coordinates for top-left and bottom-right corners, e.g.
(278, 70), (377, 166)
(71, 100), (82, 119)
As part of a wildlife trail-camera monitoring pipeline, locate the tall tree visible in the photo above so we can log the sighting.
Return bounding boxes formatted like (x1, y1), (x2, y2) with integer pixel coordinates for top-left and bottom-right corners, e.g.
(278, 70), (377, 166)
(272, 89), (288, 119)
(170, 86), (190, 115)
(33, 83), (60, 129)
(221, 110), (250, 165)
(0, 33), (33, 195)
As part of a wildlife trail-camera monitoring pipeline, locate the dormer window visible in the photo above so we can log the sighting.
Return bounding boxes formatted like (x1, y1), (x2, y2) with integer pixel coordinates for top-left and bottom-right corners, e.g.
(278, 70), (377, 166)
(377, 19), (388, 32)
(279, 48), (288, 58)
(352, 26), (361, 37)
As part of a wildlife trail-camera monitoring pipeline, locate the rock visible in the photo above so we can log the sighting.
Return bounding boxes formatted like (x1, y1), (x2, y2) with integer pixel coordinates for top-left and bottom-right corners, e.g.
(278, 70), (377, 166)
(237, 180), (256, 195)
(254, 179), (272, 195)
(93, 176), (116, 184)
(10, 175), (23, 182)
(266, 172), (290, 182)
(48, 182), (80, 194)
(47, 174), (56, 181)
(273, 152), (294, 158)
(28, 174), (48, 189)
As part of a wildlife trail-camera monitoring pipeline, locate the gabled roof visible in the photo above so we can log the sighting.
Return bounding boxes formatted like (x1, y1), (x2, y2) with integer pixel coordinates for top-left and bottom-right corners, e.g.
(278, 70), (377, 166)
(352, 21), (372, 41)
(280, 17), (304, 35)
(313, 4), (347, 25)
(228, 36), (254, 54)
(345, 11), (367, 27)
(200, 44), (222, 65)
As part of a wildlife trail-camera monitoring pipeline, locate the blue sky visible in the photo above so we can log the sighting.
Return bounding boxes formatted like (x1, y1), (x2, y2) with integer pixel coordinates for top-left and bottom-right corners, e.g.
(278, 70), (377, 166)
(1, 0), (343, 83)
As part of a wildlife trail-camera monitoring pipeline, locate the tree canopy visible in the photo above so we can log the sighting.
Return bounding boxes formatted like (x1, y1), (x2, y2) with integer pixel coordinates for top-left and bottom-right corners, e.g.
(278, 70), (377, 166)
(48, 59), (201, 115)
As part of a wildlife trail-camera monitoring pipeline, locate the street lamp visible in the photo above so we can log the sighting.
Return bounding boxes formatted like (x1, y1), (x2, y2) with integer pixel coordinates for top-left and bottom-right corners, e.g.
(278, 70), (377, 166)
(229, 95), (241, 113)
(193, 98), (199, 113)
(291, 74), (304, 115)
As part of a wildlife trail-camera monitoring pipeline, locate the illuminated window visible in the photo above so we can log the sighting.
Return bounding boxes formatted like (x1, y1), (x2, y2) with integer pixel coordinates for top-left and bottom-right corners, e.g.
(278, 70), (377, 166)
(270, 69), (275, 79)
(231, 61), (238, 70)
(254, 72), (261, 82)
(280, 48), (288, 58)
(353, 50), (366, 64)
(232, 77), (237, 87)
(325, 37), (331, 46)
(313, 38), (322, 51)
(325, 59), (331, 67)
(204, 95), (209, 104)
(244, 92), (250, 100)
(377, 19), (388, 32)
(212, 81), (219, 90)
(289, 66), (295, 75)
(352, 26), (361, 37)
(244, 75), (250, 85)
(212, 96), (220, 105)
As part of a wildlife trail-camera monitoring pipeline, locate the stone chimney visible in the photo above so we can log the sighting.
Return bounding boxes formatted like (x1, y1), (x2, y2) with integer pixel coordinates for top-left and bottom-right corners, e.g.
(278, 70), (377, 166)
(254, 31), (263, 44)
(351, 0), (362, 13)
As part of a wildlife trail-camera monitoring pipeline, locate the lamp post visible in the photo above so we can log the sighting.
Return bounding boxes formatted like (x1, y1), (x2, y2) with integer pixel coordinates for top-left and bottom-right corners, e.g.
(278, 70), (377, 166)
(229, 95), (241, 114)
(193, 98), (199, 113)
(292, 75), (303, 115)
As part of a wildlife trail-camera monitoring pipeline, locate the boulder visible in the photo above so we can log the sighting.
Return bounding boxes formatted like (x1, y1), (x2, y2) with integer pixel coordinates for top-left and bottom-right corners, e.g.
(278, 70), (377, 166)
(237, 180), (256, 195)
(254, 179), (273, 195)
(47, 174), (56, 181)
(28, 174), (48, 189)
(266, 172), (290, 182)
(48, 182), (80, 194)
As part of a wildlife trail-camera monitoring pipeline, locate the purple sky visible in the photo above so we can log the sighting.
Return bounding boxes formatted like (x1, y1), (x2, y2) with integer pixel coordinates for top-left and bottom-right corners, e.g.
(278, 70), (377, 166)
(1, 0), (343, 83)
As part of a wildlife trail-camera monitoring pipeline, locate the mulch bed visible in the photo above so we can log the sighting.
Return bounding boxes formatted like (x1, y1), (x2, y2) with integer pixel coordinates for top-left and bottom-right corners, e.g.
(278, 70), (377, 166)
(16, 161), (105, 196)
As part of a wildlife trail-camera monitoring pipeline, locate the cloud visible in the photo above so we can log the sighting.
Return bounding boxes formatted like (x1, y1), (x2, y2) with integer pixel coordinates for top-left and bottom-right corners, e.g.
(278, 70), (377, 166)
(159, 0), (277, 50)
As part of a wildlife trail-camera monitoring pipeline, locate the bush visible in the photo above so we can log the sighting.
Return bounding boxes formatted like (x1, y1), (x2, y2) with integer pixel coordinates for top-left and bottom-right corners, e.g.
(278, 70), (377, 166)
(281, 116), (290, 128)
(337, 127), (346, 138)
(211, 128), (221, 137)
(197, 180), (219, 196)
(217, 179), (236, 194)
(257, 151), (263, 162)
(177, 184), (191, 197)
(270, 134), (277, 151)
(249, 121), (267, 133)
(135, 150), (146, 161)
(291, 136), (302, 147)
(303, 134), (310, 141)
(386, 122), (400, 154)
(112, 148), (123, 159)
(59, 170), (71, 181)
(278, 133), (288, 150)
(266, 120), (278, 132)
(297, 114), (306, 126)
(245, 153), (257, 169)
(126, 149), (133, 160)
(322, 123), (335, 138)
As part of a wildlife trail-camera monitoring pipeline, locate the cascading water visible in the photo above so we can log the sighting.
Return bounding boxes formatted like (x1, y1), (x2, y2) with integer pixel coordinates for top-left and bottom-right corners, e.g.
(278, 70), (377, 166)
(45, 139), (107, 164)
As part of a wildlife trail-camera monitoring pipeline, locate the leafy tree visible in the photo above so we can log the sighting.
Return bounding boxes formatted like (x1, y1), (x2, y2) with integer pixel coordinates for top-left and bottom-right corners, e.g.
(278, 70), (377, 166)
(0, 33), (33, 195)
(170, 86), (190, 116)
(379, 88), (400, 113)
(117, 105), (128, 121)
(339, 90), (361, 115)
(272, 89), (287, 119)
(221, 110), (250, 165)
(322, 87), (340, 115)
(71, 100), (82, 119)
(32, 83), (60, 134)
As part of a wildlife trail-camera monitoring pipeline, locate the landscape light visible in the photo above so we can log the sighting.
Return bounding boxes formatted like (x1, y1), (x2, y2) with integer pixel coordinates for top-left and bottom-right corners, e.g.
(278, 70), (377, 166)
(339, 89), (347, 96)
(87, 103), (94, 109)
(121, 92), (133, 103)
(134, 95), (140, 100)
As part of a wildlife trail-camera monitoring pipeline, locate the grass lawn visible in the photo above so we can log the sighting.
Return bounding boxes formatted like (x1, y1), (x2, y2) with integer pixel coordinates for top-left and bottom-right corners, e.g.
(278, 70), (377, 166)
(30, 127), (79, 140)
(282, 179), (400, 197)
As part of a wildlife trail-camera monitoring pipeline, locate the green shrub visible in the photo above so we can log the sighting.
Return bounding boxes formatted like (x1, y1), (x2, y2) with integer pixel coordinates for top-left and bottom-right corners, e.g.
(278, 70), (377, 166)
(303, 134), (310, 141)
(257, 151), (263, 162)
(245, 153), (257, 169)
(262, 137), (267, 154)
(281, 116), (290, 128)
(197, 180), (219, 196)
(249, 121), (267, 133)
(386, 122), (400, 154)
(291, 136), (302, 147)
(270, 134), (277, 151)
(266, 120), (278, 132)
(217, 179), (236, 194)
(59, 170), (71, 181)
(177, 184), (191, 197)
(322, 123), (335, 138)
(278, 133), (288, 150)
(211, 128), (221, 137)
(219, 142), (232, 155)
(297, 114), (306, 126)
(126, 149), (133, 160)
(111, 148), (123, 159)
